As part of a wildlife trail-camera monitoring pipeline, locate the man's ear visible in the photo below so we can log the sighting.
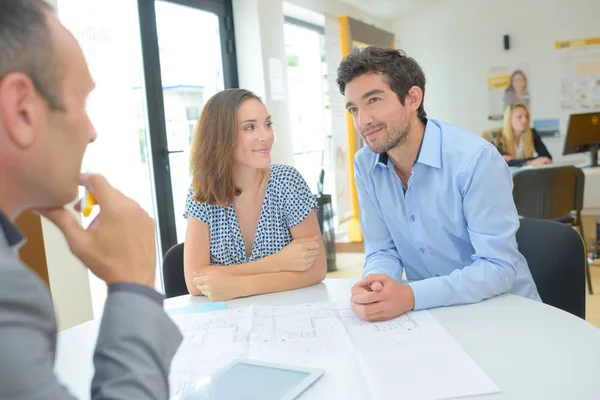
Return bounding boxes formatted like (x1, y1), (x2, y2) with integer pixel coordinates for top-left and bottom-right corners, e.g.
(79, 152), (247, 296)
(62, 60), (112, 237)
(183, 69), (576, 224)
(0, 72), (42, 150)
(406, 86), (424, 113)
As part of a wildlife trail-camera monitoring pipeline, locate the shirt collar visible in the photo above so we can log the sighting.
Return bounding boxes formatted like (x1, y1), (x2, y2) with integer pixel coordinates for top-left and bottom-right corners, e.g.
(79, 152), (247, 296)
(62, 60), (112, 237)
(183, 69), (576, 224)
(0, 210), (25, 248)
(374, 118), (442, 170)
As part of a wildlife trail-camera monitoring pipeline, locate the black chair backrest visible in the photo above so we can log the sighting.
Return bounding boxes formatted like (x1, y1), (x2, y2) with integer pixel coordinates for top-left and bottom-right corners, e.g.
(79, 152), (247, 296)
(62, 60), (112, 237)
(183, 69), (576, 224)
(162, 243), (189, 298)
(512, 165), (584, 220)
(516, 218), (586, 318)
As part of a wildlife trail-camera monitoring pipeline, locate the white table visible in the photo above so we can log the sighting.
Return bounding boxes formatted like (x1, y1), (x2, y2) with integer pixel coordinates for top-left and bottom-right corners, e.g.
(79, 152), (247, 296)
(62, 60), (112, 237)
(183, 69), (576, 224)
(56, 279), (600, 399)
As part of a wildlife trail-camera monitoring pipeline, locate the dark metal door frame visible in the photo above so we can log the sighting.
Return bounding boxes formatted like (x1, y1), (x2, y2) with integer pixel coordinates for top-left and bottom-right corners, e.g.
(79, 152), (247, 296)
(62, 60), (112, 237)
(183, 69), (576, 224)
(137, 0), (238, 257)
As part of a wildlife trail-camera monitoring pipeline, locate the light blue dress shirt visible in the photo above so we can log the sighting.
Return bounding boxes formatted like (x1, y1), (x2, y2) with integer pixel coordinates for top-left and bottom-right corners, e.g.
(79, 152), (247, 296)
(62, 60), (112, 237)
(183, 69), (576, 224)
(354, 118), (541, 310)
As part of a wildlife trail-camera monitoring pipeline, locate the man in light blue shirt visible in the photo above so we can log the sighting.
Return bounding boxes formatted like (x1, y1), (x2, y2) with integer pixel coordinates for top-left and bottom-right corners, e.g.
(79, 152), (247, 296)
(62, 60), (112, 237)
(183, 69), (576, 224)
(336, 46), (540, 322)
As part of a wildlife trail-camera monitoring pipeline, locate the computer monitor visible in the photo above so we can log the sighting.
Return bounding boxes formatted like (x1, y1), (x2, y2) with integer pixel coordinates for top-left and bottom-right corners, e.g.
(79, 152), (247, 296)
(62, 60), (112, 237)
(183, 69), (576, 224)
(563, 112), (600, 167)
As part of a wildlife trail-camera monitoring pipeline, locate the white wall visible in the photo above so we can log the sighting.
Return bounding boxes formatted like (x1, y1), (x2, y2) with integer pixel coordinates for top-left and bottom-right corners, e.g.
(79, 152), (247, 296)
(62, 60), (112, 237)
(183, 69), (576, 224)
(41, 215), (93, 331)
(233, 0), (296, 165)
(394, 0), (600, 163)
(285, 0), (394, 31)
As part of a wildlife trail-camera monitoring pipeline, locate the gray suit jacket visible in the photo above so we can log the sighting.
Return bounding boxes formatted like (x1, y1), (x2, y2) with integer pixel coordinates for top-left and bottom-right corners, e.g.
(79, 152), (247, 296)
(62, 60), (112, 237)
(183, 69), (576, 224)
(0, 213), (183, 399)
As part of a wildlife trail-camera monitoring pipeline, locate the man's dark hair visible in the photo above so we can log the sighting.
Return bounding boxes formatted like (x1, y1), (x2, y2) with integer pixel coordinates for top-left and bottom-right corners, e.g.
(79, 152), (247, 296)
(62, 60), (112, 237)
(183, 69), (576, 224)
(337, 46), (427, 121)
(0, 0), (64, 110)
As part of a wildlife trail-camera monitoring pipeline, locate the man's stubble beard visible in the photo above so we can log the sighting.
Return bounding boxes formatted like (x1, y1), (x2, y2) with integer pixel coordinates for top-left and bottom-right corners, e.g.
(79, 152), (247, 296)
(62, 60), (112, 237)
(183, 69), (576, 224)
(364, 119), (411, 154)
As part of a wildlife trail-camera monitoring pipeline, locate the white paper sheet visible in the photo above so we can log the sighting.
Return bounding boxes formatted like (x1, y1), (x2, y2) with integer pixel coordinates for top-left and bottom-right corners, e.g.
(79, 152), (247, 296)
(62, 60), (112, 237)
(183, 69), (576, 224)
(168, 302), (500, 399)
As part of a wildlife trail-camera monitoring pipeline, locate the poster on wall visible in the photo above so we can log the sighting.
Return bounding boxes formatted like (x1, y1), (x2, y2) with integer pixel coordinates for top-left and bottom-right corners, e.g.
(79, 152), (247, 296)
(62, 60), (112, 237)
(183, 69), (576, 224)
(487, 65), (531, 121)
(556, 37), (600, 112)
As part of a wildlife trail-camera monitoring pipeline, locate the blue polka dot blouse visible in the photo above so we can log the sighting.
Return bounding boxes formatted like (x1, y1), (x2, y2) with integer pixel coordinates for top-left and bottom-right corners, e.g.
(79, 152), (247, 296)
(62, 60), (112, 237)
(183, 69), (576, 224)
(183, 164), (318, 266)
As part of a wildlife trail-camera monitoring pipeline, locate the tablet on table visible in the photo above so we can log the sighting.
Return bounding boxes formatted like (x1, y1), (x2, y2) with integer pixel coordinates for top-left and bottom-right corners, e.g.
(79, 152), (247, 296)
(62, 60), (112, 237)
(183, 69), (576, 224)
(171, 358), (324, 400)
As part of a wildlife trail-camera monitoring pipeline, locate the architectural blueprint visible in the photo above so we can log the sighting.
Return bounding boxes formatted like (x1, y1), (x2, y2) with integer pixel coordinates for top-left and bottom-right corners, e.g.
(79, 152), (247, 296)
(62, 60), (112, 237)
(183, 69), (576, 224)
(168, 302), (499, 399)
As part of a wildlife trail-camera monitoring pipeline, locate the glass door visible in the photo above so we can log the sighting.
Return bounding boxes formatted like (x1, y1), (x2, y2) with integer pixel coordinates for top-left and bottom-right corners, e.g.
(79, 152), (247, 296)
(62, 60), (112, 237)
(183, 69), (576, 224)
(284, 18), (330, 194)
(138, 0), (238, 257)
(55, 0), (237, 305)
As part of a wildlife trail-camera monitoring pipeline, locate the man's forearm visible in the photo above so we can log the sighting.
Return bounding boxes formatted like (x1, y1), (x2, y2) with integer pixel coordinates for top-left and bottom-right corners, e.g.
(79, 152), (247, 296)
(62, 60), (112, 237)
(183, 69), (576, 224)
(92, 290), (183, 399)
(363, 251), (403, 280)
(407, 259), (516, 310)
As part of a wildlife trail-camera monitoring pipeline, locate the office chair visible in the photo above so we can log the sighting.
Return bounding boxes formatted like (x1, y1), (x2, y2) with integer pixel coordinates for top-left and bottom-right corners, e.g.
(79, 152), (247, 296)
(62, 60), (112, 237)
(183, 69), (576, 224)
(162, 242), (189, 298)
(315, 168), (337, 272)
(516, 218), (586, 319)
(512, 165), (592, 294)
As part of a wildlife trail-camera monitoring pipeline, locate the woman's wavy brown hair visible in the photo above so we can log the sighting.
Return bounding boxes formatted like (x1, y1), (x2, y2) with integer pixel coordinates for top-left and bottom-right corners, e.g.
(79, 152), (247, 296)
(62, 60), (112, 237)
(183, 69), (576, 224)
(189, 88), (261, 206)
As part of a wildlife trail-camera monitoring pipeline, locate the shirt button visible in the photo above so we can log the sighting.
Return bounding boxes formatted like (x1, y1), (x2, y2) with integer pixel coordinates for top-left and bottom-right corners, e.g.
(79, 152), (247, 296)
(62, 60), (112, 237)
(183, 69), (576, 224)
(410, 215), (416, 222)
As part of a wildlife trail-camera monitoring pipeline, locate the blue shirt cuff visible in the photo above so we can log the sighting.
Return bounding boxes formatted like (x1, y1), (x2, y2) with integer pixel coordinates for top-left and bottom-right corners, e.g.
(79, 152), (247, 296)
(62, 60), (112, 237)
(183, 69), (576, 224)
(363, 268), (397, 281)
(407, 278), (445, 310)
(108, 283), (164, 306)
(363, 259), (402, 281)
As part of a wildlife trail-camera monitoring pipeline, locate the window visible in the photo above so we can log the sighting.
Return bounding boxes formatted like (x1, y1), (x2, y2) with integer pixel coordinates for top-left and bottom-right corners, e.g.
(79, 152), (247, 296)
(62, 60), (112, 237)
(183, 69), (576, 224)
(56, 0), (159, 317)
(284, 19), (333, 196)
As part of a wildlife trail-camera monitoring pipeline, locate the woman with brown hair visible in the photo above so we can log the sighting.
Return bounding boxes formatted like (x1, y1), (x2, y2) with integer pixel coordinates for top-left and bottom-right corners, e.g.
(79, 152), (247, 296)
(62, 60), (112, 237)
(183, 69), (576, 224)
(488, 102), (552, 167)
(502, 70), (530, 111)
(183, 89), (326, 301)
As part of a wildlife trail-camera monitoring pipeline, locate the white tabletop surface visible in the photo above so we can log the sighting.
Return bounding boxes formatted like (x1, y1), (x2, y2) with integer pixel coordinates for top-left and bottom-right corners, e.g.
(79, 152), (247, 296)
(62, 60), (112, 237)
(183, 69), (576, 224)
(56, 278), (600, 399)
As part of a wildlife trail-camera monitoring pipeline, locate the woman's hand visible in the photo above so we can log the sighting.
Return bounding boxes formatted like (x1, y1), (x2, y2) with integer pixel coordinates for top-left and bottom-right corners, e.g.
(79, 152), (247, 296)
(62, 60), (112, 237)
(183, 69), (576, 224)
(528, 156), (552, 166)
(192, 268), (242, 301)
(277, 236), (321, 272)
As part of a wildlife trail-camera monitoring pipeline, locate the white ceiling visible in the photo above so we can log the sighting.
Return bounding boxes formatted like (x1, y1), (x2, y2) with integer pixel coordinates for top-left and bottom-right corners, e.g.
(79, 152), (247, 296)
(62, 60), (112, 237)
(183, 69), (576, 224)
(338, 0), (439, 20)
(283, 2), (326, 27)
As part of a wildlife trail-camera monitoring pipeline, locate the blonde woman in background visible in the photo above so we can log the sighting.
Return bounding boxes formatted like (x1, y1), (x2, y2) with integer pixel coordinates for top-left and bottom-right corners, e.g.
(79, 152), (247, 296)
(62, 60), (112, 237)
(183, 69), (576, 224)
(488, 103), (552, 167)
